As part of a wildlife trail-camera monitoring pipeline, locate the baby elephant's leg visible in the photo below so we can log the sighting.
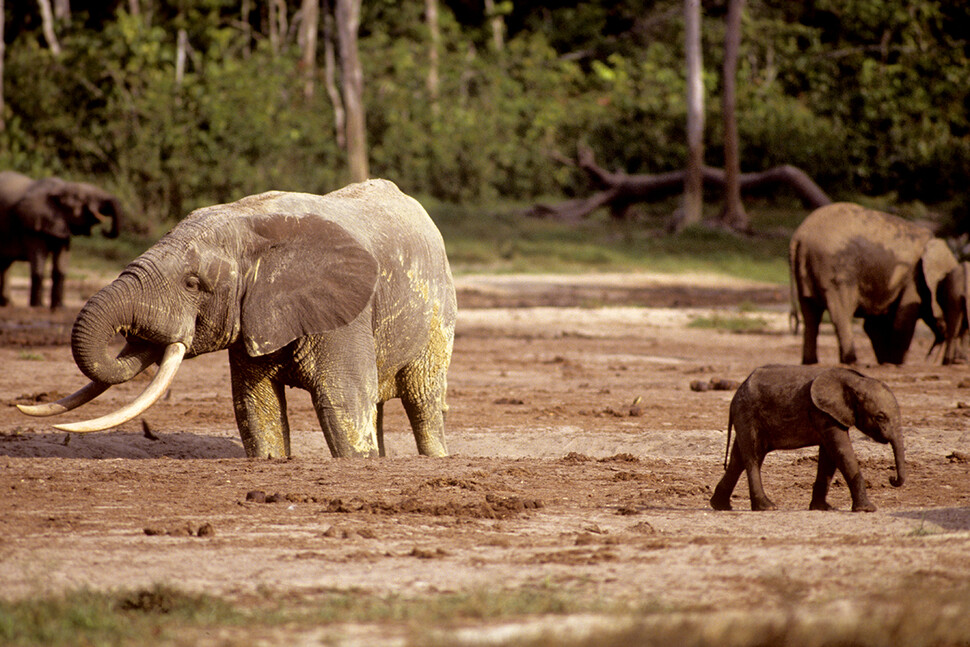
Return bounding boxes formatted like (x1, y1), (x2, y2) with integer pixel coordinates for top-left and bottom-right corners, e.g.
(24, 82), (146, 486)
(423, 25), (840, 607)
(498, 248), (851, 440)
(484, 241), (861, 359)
(710, 441), (745, 510)
(809, 446), (838, 511)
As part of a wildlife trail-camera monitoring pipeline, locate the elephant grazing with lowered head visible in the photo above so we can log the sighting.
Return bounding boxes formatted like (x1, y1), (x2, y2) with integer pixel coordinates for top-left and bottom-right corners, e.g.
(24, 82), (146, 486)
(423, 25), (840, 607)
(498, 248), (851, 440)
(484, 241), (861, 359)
(790, 202), (966, 365)
(18, 180), (457, 459)
(0, 171), (123, 309)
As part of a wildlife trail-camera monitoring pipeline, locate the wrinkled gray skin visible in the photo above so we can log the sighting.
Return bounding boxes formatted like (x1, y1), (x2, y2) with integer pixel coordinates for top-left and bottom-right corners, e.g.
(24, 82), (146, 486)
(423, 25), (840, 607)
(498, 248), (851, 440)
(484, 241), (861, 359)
(0, 171), (123, 309)
(69, 180), (456, 458)
(710, 364), (905, 512)
(790, 202), (963, 365)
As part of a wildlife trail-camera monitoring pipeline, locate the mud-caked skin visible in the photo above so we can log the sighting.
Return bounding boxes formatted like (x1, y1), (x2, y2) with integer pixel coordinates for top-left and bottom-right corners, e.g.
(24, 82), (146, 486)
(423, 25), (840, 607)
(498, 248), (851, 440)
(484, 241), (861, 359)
(710, 364), (905, 512)
(0, 171), (122, 309)
(68, 179), (456, 459)
(789, 202), (966, 365)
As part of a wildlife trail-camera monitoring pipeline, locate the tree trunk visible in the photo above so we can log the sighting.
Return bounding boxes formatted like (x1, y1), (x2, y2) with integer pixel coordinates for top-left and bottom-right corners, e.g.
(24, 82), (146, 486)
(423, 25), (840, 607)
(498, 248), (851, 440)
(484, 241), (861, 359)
(128, 0), (140, 16)
(528, 146), (831, 224)
(322, 0), (345, 148)
(37, 0), (62, 56)
(680, 0), (704, 231)
(268, 0), (286, 55)
(720, 0), (748, 231)
(175, 28), (188, 87)
(483, 0), (505, 53)
(53, 0), (69, 22)
(426, 0), (440, 117)
(300, 0), (320, 99)
(336, 0), (368, 182)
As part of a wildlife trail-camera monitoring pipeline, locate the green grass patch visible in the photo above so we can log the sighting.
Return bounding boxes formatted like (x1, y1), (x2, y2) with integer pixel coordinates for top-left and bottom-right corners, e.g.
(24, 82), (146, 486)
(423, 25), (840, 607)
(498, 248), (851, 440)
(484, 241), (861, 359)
(5, 583), (970, 647)
(0, 585), (237, 647)
(428, 200), (795, 283)
(687, 312), (772, 333)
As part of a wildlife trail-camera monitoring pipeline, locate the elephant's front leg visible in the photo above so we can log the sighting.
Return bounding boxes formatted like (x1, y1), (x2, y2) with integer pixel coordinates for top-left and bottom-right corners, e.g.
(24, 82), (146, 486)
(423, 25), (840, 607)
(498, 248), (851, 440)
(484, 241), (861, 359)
(821, 428), (875, 512)
(25, 242), (48, 308)
(744, 452), (777, 511)
(229, 349), (291, 459)
(300, 332), (381, 458)
(49, 246), (69, 310)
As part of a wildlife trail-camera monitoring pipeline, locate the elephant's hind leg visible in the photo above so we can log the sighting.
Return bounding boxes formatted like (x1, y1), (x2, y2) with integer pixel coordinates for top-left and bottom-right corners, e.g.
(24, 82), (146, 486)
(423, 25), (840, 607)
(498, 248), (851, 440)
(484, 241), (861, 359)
(398, 362), (449, 457)
(401, 389), (448, 456)
(799, 298), (824, 365)
(809, 446), (838, 510)
(710, 441), (744, 510)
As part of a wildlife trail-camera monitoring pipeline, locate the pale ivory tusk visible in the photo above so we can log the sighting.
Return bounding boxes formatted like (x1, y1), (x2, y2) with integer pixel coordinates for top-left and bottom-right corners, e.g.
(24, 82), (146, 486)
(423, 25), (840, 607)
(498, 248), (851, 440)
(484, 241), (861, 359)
(52, 343), (186, 433)
(91, 208), (109, 223)
(17, 381), (111, 417)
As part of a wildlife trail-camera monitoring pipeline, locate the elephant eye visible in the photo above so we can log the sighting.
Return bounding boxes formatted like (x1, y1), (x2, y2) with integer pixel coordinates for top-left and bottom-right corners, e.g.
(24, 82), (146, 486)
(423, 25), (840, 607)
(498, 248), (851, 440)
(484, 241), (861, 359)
(183, 275), (201, 292)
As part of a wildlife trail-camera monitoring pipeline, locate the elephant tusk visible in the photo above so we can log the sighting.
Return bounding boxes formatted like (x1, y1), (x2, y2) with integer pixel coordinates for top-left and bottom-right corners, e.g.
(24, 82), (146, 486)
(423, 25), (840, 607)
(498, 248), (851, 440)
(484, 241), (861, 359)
(17, 381), (111, 417)
(91, 208), (109, 223)
(52, 343), (186, 433)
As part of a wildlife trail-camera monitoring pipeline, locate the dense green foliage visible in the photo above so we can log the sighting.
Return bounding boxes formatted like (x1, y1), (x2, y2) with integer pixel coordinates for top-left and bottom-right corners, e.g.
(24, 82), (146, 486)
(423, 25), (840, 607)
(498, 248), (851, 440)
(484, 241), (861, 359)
(2, 1), (968, 232)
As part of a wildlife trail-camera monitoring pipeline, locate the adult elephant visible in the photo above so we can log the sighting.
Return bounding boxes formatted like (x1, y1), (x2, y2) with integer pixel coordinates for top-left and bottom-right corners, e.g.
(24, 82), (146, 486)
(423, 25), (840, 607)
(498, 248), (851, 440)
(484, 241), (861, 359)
(19, 180), (457, 460)
(790, 202), (964, 365)
(0, 172), (123, 309)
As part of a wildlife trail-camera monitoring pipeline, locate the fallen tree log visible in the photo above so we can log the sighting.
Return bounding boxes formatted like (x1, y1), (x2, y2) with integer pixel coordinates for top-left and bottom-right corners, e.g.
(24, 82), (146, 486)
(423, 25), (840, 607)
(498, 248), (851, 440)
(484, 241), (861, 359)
(528, 146), (832, 226)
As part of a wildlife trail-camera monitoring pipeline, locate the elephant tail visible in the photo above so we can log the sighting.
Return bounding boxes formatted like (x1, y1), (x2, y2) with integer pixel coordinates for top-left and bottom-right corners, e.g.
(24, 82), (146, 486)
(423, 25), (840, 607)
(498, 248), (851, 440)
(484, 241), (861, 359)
(788, 239), (801, 335)
(723, 411), (733, 471)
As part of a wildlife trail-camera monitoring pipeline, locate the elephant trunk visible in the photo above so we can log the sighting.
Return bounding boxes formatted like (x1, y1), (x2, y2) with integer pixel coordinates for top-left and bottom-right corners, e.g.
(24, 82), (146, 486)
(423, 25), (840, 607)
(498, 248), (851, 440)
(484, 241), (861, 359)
(889, 434), (906, 488)
(71, 276), (160, 385)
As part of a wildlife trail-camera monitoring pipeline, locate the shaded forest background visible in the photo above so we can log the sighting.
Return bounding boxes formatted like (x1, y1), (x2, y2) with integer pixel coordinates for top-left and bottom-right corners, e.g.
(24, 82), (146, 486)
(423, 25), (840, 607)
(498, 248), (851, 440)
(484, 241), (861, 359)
(1, 0), (969, 234)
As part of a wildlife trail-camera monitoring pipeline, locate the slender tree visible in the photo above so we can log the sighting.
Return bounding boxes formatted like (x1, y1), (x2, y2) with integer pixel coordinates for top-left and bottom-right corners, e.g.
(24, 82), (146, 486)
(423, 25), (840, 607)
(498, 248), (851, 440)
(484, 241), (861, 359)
(300, 0), (320, 99)
(719, 0), (748, 231)
(336, 0), (368, 182)
(426, 0), (440, 117)
(37, 0), (63, 56)
(680, 0), (704, 230)
(322, 0), (345, 148)
(483, 0), (505, 53)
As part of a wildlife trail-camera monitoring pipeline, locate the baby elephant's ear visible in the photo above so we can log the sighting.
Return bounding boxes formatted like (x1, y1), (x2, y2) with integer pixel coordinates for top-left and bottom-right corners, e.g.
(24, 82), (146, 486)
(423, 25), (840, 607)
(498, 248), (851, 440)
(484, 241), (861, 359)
(810, 368), (856, 429)
(241, 214), (379, 357)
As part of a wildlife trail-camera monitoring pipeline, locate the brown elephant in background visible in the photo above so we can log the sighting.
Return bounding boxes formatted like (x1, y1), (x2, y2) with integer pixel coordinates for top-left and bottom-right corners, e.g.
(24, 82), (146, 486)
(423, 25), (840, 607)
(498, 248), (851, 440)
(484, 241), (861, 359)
(790, 202), (964, 365)
(0, 171), (123, 309)
(710, 364), (905, 512)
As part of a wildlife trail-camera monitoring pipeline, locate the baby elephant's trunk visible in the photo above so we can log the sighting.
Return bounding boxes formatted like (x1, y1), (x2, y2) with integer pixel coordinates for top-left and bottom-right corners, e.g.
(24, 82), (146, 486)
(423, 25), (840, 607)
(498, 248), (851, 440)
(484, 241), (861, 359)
(889, 435), (906, 487)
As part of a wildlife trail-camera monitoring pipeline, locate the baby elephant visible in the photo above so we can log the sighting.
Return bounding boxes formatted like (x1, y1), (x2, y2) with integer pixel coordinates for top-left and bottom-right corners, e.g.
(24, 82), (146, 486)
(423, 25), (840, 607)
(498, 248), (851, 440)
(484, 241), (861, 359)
(710, 365), (905, 512)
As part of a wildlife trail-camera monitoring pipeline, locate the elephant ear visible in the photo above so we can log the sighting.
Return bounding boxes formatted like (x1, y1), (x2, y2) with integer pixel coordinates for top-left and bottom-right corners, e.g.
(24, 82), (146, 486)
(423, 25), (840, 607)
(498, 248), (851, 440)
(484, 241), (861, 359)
(240, 214), (379, 357)
(18, 179), (72, 239)
(921, 238), (958, 322)
(810, 368), (858, 429)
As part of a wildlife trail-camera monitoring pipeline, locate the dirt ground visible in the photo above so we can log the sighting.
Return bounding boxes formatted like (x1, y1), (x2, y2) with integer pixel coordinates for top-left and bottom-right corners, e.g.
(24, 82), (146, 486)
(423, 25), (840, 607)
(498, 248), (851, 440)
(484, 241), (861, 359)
(1, 272), (969, 643)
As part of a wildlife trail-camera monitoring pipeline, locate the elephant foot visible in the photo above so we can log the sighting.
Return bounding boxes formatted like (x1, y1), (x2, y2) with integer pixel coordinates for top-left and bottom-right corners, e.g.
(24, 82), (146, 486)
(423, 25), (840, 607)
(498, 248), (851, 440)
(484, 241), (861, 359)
(851, 500), (877, 513)
(840, 351), (858, 365)
(809, 500), (835, 511)
(750, 498), (777, 511)
(709, 494), (732, 511)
